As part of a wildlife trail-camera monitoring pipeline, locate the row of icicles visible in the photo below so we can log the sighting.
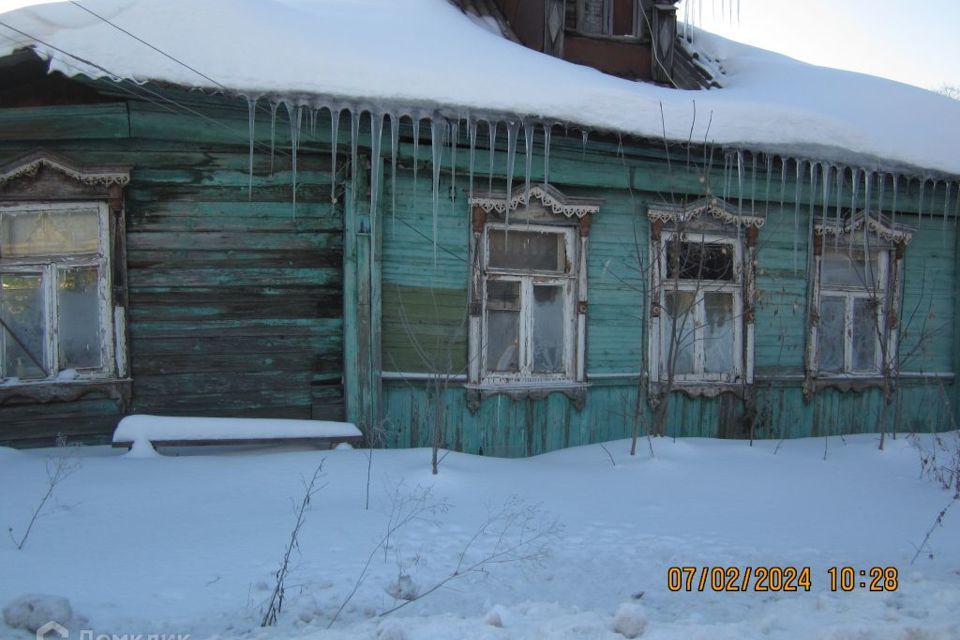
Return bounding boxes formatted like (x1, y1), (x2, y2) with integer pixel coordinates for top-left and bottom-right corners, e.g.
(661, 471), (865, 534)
(243, 97), (960, 267)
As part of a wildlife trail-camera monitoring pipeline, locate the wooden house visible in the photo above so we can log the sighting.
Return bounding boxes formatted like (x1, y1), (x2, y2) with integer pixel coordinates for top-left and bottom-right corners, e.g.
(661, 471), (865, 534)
(1, 0), (958, 454)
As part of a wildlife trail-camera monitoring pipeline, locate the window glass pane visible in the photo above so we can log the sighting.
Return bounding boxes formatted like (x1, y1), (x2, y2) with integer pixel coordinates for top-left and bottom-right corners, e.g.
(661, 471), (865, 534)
(488, 229), (565, 272)
(703, 292), (735, 374)
(578, 0), (607, 34)
(0, 273), (46, 379)
(852, 297), (879, 372)
(486, 310), (520, 373)
(818, 296), (845, 372)
(666, 240), (735, 281)
(532, 285), (564, 373)
(1, 209), (99, 257)
(486, 280), (520, 311)
(662, 291), (696, 375)
(58, 267), (102, 370)
(821, 249), (876, 288)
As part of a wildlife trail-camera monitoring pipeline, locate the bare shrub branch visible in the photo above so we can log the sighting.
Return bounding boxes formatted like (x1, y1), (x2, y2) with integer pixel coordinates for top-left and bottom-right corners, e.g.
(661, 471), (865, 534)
(378, 496), (561, 617)
(8, 434), (80, 551)
(261, 462), (324, 627)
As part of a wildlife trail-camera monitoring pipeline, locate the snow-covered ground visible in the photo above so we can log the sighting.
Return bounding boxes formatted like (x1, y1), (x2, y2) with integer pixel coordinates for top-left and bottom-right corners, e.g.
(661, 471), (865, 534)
(1, 0), (960, 175)
(1, 434), (958, 639)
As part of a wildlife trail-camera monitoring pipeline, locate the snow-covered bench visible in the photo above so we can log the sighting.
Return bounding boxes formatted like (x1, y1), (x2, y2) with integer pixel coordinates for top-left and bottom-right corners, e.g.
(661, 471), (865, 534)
(112, 415), (363, 452)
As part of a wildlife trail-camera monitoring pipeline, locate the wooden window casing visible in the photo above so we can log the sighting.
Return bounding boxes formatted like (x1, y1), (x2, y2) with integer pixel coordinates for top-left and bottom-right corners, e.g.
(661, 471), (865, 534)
(0, 201), (117, 383)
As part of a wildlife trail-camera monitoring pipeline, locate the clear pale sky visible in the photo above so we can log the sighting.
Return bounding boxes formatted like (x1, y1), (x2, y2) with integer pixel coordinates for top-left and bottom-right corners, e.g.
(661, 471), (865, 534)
(677, 0), (960, 91)
(1, 0), (958, 91)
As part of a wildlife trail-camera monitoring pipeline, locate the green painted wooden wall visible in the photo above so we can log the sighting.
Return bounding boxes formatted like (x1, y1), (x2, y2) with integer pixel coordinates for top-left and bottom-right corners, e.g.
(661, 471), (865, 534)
(0, 64), (956, 454)
(0, 84), (345, 445)
(376, 124), (958, 455)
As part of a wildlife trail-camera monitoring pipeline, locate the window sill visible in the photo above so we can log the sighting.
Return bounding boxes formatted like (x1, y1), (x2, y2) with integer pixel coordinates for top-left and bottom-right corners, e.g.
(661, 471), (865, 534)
(466, 381), (587, 412)
(651, 380), (749, 399)
(0, 377), (132, 407)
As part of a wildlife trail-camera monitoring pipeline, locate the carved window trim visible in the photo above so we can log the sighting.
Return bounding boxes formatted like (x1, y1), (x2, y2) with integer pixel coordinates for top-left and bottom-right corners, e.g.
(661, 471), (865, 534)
(647, 199), (760, 391)
(0, 151), (131, 405)
(806, 212), (911, 383)
(466, 185), (599, 402)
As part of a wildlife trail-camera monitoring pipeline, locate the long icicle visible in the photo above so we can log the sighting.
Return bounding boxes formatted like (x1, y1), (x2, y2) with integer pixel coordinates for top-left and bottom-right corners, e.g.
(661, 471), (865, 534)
(247, 95), (257, 201)
(369, 111), (384, 230)
(467, 117), (477, 207)
(330, 108), (341, 203)
(450, 117), (460, 212)
(389, 112), (399, 235)
(430, 117), (447, 266)
(286, 102), (303, 218)
(487, 120), (497, 193)
(793, 159), (802, 273)
(412, 114), (421, 205)
(269, 101), (279, 175)
(505, 120), (520, 229)
(350, 109), (360, 205)
(543, 122), (552, 186)
(523, 119), (534, 207)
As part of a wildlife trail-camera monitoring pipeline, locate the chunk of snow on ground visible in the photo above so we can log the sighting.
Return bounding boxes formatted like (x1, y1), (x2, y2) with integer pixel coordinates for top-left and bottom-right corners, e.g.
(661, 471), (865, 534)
(1, 1), (958, 175)
(376, 618), (408, 640)
(112, 414), (361, 445)
(386, 574), (419, 602)
(2, 594), (76, 633)
(484, 604), (509, 628)
(613, 603), (648, 638)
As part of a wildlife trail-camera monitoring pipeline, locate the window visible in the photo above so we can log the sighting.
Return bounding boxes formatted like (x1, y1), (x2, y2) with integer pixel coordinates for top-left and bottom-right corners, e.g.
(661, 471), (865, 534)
(809, 217), (910, 378)
(0, 202), (115, 383)
(655, 234), (743, 382)
(481, 225), (576, 382)
(576, 0), (642, 37)
(467, 184), (599, 395)
(816, 246), (885, 374)
(647, 198), (761, 388)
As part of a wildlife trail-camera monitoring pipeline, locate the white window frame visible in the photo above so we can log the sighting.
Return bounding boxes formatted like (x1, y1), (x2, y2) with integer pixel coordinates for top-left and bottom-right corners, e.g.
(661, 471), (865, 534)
(480, 223), (578, 385)
(0, 201), (116, 384)
(650, 232), (746, 384)
(811, 240), (897, 377)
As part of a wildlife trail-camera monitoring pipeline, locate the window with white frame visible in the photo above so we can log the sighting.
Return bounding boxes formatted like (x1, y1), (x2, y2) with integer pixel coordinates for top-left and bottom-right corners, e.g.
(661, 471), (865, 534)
(467, 184), (599, 393)
(647, 199), (761, 387)
(482, 224), (576, 382)
(0, 202), (115, 382)
(656, 233), (743, 382)
(810, 218), (909, 377)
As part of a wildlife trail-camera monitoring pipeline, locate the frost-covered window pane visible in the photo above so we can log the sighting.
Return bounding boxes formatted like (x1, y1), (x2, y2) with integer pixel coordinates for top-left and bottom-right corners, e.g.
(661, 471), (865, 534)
(663, 291), (696, 375)
(666, 241), (735, 282)
(486, 280), (520, 373)
(488, 229), (565, 272)
(58, 267), (102, 370)
(851, 297), (878, 372)
(703, 292), (735, 374)
(532, 285), (564, 373)
(821, 249), (876, 288)
(0, 272), (46, 379)
(577, 0), (608, 34)
(818, 297), (845, 372)
(486, 279), (520, 311)
(1, 209), (99, 257)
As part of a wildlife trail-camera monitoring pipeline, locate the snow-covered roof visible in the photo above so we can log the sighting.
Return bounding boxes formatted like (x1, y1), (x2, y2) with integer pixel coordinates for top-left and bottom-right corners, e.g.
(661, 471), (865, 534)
(1, 0), (958, 177)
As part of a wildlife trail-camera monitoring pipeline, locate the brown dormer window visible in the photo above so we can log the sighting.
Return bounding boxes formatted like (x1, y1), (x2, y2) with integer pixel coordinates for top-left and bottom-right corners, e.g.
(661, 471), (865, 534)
(575, 0), (643, 38)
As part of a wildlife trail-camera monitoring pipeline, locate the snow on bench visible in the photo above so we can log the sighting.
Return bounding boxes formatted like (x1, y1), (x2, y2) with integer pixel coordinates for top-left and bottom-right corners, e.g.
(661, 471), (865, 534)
(112, 414), (363, 452)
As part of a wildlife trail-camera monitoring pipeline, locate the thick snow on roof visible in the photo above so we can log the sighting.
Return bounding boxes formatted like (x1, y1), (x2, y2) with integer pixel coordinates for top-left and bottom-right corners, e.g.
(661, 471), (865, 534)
(1, 0), (959, 176)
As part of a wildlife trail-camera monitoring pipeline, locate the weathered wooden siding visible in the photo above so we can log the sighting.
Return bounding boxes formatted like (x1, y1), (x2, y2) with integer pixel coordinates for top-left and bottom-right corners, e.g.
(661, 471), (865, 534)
(377, 127), (958, 455)
(0, 92), (345, 445)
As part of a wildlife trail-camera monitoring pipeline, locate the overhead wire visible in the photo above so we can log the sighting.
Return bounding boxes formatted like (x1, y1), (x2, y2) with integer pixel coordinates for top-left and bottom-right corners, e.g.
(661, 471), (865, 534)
(0, 18), (291, 158)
